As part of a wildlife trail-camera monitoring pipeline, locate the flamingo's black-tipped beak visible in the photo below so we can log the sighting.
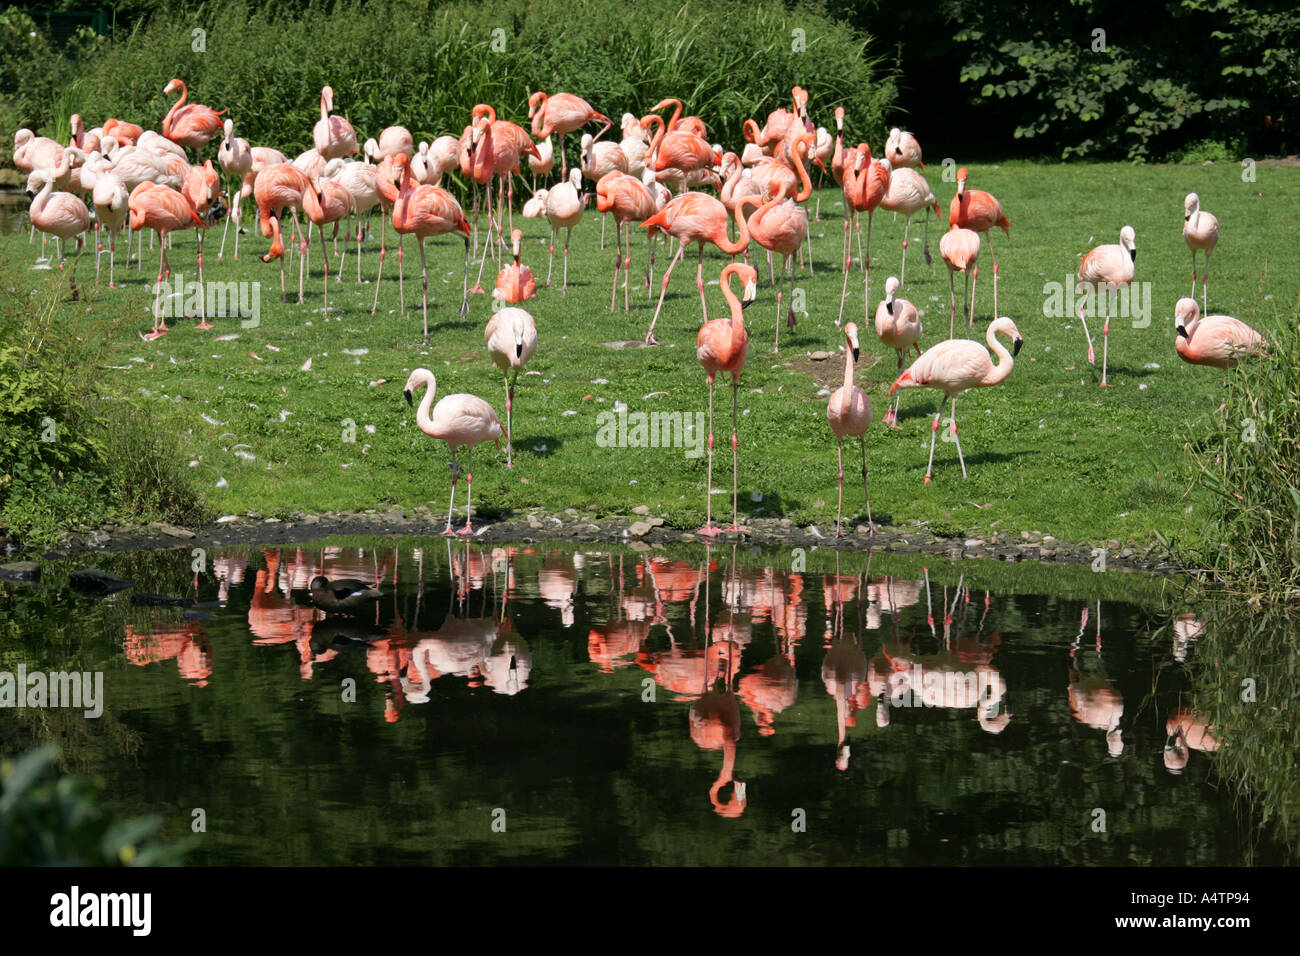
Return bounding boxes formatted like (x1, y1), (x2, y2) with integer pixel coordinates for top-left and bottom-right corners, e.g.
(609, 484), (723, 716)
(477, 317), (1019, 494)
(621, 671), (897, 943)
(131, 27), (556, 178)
(404, 389), (413, 407)
(852, 347), (860, 362)
(1177, 325), (1190, 340)
(1013, 338), (1024, 357)
(886, 301), (894, 315)
(741, 297), (755, 311)
(516, 343), (523, 357)
(1130, 250), (1138, 264)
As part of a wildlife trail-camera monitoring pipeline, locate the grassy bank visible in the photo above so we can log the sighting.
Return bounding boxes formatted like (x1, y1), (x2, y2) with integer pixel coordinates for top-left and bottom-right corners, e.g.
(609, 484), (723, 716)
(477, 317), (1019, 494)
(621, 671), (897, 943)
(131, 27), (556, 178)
(2, 158), (1298, 548)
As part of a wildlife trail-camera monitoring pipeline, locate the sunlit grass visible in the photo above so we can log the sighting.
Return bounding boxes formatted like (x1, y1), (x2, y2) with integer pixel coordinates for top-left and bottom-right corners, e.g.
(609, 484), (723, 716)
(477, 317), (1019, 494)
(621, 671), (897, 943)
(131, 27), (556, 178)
(4, 157), (1298, 546)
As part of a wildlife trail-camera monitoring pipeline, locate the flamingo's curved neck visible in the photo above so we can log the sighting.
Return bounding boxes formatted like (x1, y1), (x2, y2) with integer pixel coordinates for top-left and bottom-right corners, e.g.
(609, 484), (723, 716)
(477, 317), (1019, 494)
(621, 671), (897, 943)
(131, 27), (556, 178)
(30, 176), (52, 216)
(164, 82), (188, 133)
(792, 139), (812, 203)
(718, 195), (750, 255)
(984, 327), (1016, 386)
(842, 339), (856, 389)
(643, 116), (665, 164)
(415, 371), (438, 436)
(721, 267), (744, 335)
(320, 91), (329, 124)
(662, 99), (683, 130)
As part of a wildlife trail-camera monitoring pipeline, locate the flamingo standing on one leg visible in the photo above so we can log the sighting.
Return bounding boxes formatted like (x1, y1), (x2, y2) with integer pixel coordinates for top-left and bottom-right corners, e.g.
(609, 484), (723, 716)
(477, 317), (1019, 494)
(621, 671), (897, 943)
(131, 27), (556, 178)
(493, 228), (537, 304)
(302, 175), (355, 315)
(1183, 193), (1219, 315)
(128, 180), (204, 338)
(1076, 225), (1136, 387)
(641, 192), (751, 345)
(595, 170), (656, 312)
(404, 367), (503, 536)
(484, 306), (538, 468)
(528, 91), (611, 180)
(580, 133), (628, 248)
(161, 79), (226, 160)
(940, 225), (980, 337)
(1172, 297), (1264, 369)
(949, 167), (1010, 321)
(881, 166), (940, 284)
(254, 163), (311, 304)
(890, 317), (1023, 483)
(387, 153), (471, 344)
(181, 160), (220, 329)
(27, 169), (90, 298)
(695, 263), (758, 537)
(875, 276), (922, 427)
(827, 322), (875, 537)
(736, 131), (814, 351)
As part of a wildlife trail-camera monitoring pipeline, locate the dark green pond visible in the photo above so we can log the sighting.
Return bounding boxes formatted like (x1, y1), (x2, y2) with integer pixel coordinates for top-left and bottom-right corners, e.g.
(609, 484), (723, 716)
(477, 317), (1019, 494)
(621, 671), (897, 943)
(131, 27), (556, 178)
(1, 540), (1288, 865)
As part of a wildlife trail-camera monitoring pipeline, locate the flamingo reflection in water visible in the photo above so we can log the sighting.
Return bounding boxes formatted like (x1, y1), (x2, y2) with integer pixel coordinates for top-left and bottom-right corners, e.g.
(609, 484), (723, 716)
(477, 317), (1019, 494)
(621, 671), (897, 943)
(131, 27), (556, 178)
(124, 620), (213, 687)
(1067, 603), (1124, 757)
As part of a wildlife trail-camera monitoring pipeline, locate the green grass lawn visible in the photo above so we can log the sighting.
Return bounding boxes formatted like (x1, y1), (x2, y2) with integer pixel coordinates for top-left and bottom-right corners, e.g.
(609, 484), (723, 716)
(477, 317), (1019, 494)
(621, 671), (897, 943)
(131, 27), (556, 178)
(6, 158), (1298, 545)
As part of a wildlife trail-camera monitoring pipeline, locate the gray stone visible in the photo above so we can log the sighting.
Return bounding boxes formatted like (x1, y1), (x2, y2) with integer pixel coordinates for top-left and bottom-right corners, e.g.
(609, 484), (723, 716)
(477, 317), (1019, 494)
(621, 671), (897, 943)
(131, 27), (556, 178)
(0, 561), (40, 583)
(629, 520), (654, 537)
(632, 505), (651, 516)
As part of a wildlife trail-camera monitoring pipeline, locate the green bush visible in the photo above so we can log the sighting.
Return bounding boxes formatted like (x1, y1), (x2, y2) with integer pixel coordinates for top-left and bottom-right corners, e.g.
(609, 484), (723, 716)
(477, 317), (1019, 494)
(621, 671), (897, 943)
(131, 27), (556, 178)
(1175, 316), (1300, 600)
(47, 0), (895, 157)
(0, 263), (206, 545)
(0, 745), (188, 865)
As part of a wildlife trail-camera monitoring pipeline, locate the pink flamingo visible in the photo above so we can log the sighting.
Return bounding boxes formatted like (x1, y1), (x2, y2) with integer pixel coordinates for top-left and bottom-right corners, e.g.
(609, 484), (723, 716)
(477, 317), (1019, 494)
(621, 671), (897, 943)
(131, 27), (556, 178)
(161, 79), (226, 157)
(949, 167), (1010, 320)
(216, 119), (252, 259)
(826, 322), (875, 537)
(313, 85), (358, 161)
(1183, 193), (1219, 314)
(1076, 225), (1136, 386)
(385, 153), (471, 343)
(580, 133), (628, 248)
(1173, 298), (1264, 369)
(484, 306), (539, 468)
(102, 118), (142, 147)
(180, 160), (220, 329)
(875, 276), (923, 427)
(595, 170), (657, 312)
(493, 228), (537, 304)
(91, 168), (129, 288)
(736, 132), (813, 350)
(27, 169), (90, 298)
(323, 157), (380, 282)
(466, 105), (540, 291)
(128, 181), (203, 338)
(254, 162), (311, 304)
(641, 192), (751, 344)
(695, 262), (758, 536)
(890, 317), (1023, 483)
(654, 96), (708, 140)
(884, 128), (924, 169)
(840, 145), (891, 325)
(881, 166), (940, 284)
(528, 91), (611, 180)
(522, 167), (583, 291)
(642, 113), (718, 187)
(940, 225), (981, 336)
(302, 176), (355, 315)
(404, 367), (503, 536)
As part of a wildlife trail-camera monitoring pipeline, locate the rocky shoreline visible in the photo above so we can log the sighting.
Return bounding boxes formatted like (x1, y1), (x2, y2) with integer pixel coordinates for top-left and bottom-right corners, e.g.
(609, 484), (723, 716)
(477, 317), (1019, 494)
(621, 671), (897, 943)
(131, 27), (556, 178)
(2, 507), (1176, 574)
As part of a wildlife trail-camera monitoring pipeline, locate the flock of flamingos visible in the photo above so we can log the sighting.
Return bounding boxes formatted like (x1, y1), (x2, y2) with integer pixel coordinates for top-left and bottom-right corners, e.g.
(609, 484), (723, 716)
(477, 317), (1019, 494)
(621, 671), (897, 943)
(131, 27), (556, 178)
(126, 544), (1218, 809)
(12, 81), (1268, 537)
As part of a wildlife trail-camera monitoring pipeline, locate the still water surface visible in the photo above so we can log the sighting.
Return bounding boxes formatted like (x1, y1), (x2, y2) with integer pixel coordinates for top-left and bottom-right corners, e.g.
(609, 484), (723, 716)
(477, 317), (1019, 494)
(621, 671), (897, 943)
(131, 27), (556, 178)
(8, 540), (1280, 865)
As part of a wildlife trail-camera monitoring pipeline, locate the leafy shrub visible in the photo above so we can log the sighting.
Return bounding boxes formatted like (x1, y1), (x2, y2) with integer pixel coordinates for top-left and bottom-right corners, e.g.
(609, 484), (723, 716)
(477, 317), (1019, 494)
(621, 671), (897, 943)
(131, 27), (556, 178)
(48, 0), (895, 157)
(0, 262), (206, 544)
(0, 745), (188, 865)
(1176, 317), (1300, 600)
